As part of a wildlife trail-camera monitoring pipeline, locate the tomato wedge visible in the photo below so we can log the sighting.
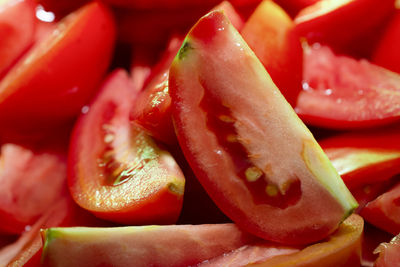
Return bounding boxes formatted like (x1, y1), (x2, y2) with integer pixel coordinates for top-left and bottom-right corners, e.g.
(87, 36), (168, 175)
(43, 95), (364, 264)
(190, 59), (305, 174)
(0, 1), (116, 130)
(319, 126), (400, 189)
(0, 143), (67, 234)
(296, 44), (400, 129)
(41, 224), (257, 267)
(241, 0), (303, 107)
(68, 69), (185, 225)
(249, 214), (364, 267)
(294, 0), (395, 51)
(170, 10), (357, 245)
(0, 0), (36, 79)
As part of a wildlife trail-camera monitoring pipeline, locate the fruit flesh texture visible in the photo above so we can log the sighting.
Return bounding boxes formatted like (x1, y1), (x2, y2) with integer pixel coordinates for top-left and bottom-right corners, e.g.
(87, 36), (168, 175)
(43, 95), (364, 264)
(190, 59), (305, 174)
(170, 10), (357, 244)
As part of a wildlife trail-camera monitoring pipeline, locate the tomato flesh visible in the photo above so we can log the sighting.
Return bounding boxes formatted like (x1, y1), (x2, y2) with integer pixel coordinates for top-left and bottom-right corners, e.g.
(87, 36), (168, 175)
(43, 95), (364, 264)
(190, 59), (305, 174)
(170, 11), (357, 245)
(296, 44), (400, 129)
(68, 69), (185, 225)
(374, 234), (400, 267)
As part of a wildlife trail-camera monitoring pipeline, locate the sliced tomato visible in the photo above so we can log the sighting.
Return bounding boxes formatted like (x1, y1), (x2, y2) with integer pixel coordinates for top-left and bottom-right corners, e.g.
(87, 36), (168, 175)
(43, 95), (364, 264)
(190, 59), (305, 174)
(170, 11), (357, 245)
(68, 69), (185, 225)
(296, 44), (400, 129)
(294, 0), (395, 51)
(0, 0), (36, 79)
(374, 234), (400, 267)
(248, 214), (363, 267)
(0, 1), (116, 131)
(130, 36), (182, 145)
(0, 143), (67, 234)
(361, 181), (400, 235)
(319, 126), (400, 189)
(41, 223), (258, 267)
(373, 9), (400, 74)
(241, 0), (303, 107)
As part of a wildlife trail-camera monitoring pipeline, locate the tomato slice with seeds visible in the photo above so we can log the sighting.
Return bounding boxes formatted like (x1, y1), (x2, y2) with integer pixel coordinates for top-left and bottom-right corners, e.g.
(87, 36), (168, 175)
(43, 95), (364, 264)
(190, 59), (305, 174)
(170, 11), (357, 245)
(68, 69), (185, 225)
(296, 44), (400, 129)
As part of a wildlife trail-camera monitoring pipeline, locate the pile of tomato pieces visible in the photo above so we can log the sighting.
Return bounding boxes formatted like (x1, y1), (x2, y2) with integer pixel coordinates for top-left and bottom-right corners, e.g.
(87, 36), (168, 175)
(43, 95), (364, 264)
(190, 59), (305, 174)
(1, 0), (400, 266)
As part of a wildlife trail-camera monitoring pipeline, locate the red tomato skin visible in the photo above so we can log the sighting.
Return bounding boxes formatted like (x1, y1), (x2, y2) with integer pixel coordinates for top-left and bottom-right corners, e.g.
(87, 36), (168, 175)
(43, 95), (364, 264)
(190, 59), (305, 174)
(241, 0), (303, 107)
(294, 0), (395, 51)
(319, 126), (400, 189)
(0, 0), (36, 79)
(0, 1), (116, 128)
(296, 44), (400, 129)
(68, 69), (185, 225)
(37, 0), (90, 18)
(373, 10), (400, 74)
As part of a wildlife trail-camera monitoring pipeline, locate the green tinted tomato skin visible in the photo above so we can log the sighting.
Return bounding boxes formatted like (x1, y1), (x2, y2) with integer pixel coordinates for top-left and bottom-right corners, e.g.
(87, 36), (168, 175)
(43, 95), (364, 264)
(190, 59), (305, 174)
(40, 224), (258, 267)
(170, 11), (357, 245)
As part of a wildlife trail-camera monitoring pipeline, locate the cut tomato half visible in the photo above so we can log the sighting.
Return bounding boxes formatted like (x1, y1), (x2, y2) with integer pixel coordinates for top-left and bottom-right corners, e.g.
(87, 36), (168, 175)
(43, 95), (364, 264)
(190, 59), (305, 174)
(68, 69), (185, 225)
(241, 0), (302, 107)
(294, 0), (395, 51)
(0, 1), (116, 129)
(296, 44), (400, 129)
(170, 11), (357, 245)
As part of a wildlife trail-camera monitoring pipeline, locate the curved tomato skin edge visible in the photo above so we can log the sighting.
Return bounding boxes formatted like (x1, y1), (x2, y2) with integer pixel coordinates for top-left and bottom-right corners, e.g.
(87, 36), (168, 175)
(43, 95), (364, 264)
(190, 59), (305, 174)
(248, 214), (363, 267)
(360, 200), (400, 235)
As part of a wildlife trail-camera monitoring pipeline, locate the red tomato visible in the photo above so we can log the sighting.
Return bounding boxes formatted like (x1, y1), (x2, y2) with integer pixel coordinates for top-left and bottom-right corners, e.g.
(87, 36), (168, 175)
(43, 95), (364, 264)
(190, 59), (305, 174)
(68, 69), (185, 225)
(241, 0), (303, 107)
(320, 126), (400, 189)
(170, 11), (357, 245)
(249, 214), (364, 267)
(0, 0), (36, 79)
(361, 181), (400, 235)
(296, 44), (400, 129)
(0, 143), (67, 234)
(373, 9), (400, 74)
(374, 234), (400, 267)
(294, 0), (395, 51)
(0, 1), (116, 131)
(41, 223), (258, 267)
(130, 36), (182, 145)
